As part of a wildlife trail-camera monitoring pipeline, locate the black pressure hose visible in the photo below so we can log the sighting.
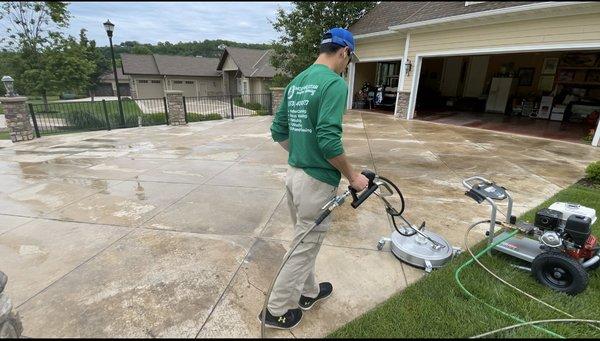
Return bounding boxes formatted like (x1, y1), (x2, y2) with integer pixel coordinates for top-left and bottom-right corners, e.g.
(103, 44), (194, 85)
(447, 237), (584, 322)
(377, 176), (417, 237)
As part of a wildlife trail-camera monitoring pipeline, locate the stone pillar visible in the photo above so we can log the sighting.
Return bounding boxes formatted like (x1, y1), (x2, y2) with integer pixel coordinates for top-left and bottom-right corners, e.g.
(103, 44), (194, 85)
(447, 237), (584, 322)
(0, 96), (35, 143)
(270, 87), (285, 115)
(395, 91), (411, 119)
(129, 79), (138, 99)
(165, 90), (186, 125)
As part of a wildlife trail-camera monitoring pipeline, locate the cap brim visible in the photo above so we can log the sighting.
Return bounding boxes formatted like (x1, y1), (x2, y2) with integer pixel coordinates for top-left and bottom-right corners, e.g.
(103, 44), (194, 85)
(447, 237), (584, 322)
(350, 51), (360, 63)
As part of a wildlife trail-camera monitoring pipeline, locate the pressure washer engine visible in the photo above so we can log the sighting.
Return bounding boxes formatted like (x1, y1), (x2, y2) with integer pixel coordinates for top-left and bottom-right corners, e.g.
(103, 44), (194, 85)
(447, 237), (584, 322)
(463, 176), (599, 295)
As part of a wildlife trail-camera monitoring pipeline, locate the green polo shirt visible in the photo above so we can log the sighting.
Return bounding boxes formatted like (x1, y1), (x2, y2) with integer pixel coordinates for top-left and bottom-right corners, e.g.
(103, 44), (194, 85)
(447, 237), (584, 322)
(270, 63), (348, 187)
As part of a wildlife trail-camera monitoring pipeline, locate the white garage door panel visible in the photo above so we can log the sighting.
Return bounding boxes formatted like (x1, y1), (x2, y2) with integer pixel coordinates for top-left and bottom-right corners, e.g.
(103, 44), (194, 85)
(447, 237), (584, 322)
(172, 80), (197, 97)
(137, 80), (164, 99)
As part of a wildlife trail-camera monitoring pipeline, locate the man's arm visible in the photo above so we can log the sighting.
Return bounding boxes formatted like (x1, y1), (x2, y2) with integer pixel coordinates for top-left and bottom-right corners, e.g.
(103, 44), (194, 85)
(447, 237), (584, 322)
(270, 87), (290, 146)
(316, 79), (368, 190)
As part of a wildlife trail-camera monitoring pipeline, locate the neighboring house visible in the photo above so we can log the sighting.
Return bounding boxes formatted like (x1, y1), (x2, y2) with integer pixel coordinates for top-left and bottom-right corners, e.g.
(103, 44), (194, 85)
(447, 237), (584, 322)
(121, 54), (223, 99)
(216, 46), (277, 97)
(348, 1), (600, 146)
(97, 68), (131, 97)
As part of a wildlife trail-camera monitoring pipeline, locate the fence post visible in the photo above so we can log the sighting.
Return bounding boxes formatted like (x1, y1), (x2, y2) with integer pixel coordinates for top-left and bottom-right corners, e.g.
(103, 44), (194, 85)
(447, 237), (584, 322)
(28, 103), (41, 137)
(229, 94), (234, 119)
(102, 100), (111, 131)
(269, 92), (273, 115)
(183, 96), (188, 124)
(163, 97), (170, 125)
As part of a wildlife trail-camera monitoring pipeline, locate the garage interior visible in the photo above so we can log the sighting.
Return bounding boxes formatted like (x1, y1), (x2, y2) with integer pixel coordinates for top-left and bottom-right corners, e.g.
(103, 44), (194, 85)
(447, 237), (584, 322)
(351, 60), (401, 114)
(413, 50), (600, 144)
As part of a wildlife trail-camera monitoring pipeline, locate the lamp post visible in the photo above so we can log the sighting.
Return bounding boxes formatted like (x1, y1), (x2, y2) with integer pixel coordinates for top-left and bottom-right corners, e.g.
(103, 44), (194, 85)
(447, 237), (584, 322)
(1, 76), (15, 97)
(103, 20), (125, 126)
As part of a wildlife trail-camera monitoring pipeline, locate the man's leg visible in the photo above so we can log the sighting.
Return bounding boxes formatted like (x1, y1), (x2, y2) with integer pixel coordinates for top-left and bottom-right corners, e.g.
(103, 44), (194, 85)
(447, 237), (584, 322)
(267, 167), (336, 316)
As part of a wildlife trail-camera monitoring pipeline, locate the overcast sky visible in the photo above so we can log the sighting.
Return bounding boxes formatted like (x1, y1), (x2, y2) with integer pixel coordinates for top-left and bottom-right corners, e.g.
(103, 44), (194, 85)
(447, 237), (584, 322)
(67, 1), (294, 46)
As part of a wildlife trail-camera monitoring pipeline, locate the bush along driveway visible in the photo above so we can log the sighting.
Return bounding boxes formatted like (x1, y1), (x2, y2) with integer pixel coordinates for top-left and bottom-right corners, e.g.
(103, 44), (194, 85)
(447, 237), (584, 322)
(329, 168), (600, 339)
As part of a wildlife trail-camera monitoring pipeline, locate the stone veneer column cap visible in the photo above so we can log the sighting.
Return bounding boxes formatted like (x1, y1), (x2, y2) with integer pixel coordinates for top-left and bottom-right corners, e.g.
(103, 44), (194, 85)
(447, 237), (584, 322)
(0, 96), (28, 103)
(269, 87), (285, 91)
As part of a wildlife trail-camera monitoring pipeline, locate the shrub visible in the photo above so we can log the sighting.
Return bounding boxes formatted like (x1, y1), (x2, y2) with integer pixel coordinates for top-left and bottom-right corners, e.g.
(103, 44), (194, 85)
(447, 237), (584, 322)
(187, 112), (222, 122)
(586, 161), (600, 182)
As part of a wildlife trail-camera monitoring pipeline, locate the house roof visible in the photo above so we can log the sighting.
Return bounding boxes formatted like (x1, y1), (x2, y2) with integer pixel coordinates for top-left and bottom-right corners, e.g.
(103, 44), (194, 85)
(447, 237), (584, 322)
(216, 47), (277, 78)
(100, 68), (128, 82)
(121, 53), (221, 77)
(349, 1), (537, 35)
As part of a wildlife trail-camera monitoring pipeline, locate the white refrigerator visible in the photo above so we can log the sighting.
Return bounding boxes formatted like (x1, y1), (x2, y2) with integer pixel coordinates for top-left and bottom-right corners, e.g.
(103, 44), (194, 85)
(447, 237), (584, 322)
(485, 77), (518, 114)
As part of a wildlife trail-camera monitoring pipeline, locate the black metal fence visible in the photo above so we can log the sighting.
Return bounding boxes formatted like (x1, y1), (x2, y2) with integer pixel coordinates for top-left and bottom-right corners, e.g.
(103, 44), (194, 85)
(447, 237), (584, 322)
(28, 93), (272, 137)
(184, 93), (272, 121)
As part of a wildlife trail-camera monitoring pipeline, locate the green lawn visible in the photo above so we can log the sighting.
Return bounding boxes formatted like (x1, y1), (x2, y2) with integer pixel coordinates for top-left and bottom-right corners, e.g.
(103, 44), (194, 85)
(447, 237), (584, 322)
(0, 130), (10, 140)
(329, 182), (600, 339)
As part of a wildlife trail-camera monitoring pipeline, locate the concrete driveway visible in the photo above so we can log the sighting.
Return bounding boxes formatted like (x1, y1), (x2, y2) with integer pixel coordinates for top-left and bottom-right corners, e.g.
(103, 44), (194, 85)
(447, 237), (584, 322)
(0, 110), (598, 338)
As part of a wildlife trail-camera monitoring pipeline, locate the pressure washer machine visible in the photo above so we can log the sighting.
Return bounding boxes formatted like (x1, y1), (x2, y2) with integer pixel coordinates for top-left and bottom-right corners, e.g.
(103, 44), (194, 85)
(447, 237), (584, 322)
(463, 176), (598, 295)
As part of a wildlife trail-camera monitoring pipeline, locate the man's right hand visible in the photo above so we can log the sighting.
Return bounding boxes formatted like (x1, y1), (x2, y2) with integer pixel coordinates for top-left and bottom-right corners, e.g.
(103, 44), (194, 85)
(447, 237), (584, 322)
(349, 172), (369, 192)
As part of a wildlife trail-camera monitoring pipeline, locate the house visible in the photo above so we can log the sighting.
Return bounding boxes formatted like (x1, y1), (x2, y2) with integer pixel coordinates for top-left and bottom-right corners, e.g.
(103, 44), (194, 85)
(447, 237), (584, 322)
(97, 68), (131, 97)
(347, 1), (600, 146)
(121, 54), (223, 99)
(216, 46), (277, 97)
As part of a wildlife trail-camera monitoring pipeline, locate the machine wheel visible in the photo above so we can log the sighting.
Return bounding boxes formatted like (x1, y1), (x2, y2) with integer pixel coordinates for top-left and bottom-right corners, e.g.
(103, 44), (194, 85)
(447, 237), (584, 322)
(531, 252), (588, 295)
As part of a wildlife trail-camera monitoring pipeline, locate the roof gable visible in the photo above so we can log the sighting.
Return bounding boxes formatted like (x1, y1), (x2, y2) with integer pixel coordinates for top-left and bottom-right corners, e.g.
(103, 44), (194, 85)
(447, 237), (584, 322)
(217, 47), (277, 78)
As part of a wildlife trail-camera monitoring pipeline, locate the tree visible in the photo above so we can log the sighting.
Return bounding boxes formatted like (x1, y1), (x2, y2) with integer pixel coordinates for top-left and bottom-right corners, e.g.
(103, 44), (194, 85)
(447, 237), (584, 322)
(79, 29), (110, 100)
(0, 1), (70, 52)
(269, 2), (376, 82)
(19, 35), (95, 110)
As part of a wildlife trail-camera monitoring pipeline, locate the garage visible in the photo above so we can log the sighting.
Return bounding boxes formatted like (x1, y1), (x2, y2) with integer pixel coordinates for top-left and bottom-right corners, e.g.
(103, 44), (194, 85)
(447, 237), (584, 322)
(171, 80), (197, 97)
(350, 59), (401, 114)
(136, 79), (164, 99)
(412, 49), (600, 144)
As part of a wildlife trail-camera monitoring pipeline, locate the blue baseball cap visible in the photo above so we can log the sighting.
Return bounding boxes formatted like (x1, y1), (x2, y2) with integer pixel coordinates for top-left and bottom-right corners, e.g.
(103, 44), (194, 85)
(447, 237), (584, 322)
(321, 27), (360, 62)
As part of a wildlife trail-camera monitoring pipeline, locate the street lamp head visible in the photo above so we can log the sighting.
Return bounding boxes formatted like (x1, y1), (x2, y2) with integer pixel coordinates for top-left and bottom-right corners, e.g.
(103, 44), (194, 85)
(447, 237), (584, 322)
(1, 75), (15, 97)
(103, 20), (114, 37)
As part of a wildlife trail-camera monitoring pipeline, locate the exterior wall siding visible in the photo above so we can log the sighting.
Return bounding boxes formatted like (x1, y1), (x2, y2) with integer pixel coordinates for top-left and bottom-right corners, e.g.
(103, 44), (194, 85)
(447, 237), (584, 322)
(355, 35), (406, 60)
(402, 12), (600, 90)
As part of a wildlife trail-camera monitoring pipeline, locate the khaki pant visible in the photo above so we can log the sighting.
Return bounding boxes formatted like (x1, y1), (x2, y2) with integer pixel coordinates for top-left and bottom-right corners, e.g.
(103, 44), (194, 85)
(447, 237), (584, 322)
(267, 166), (338, 316)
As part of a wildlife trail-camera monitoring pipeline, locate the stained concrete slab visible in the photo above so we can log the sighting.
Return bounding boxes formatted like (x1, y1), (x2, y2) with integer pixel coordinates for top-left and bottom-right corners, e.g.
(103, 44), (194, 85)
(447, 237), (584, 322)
(0, 218), (130, 306)
(0, 214), (33, 235)
(144, 185), (284, 236)
(138, 160), (234, 184)
(48, 180), (194, 227)
(17, 229), (253, 338)
(1, 110), (599, 338)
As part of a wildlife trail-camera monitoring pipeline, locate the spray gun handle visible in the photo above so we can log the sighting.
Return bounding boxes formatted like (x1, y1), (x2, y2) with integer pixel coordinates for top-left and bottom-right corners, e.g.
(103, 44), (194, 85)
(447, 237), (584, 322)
(350, 169), (378, 209)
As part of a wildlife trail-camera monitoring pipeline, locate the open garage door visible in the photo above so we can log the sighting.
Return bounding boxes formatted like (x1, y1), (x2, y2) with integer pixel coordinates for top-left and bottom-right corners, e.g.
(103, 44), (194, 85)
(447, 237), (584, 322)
(349, 59), (402, 114)
(412, 49), (600, 145)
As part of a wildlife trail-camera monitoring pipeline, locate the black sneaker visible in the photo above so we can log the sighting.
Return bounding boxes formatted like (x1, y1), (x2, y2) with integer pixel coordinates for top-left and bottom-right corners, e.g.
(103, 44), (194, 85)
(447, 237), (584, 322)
(258, 308), (303, 330)
(299, 282), (333, 310)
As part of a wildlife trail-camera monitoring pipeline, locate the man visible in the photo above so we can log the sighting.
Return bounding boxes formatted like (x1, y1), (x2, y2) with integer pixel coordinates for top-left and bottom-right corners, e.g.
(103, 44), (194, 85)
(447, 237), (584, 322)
(260, 27), (369, 330)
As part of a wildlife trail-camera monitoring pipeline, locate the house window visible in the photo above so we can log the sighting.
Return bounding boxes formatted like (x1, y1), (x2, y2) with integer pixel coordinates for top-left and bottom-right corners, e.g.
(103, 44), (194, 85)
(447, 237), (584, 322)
(243, 81), (249, 95)
(150, 80), (161, 84)
(185, 81), (194, 84)
(138, 80), (149, 84)
(174, 81), (183, 84)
